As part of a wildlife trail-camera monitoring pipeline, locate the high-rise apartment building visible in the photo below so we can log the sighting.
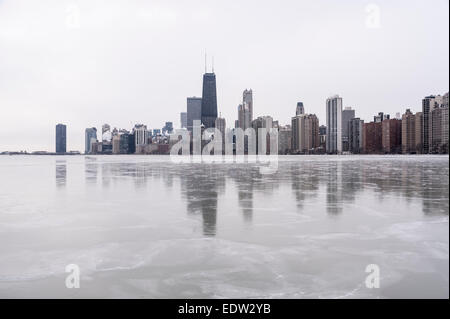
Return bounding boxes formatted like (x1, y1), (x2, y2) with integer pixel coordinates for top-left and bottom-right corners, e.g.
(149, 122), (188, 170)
(349, 118), (364, 154)
(382, 119), (402, 154)
(422, 95), (443, 153)
(243, 89), (253, 123)
(85, 127), (97, 154)
(291, 114), (319, 154)
(415, 112), (423, 154)
(326, 95), (343, 154)
(341, 107), (355, 152)
(363, 122), (383, 154)
(278, 125), (292, 155)
(401, 109), (416, 154)
(55, 124), (67, 154)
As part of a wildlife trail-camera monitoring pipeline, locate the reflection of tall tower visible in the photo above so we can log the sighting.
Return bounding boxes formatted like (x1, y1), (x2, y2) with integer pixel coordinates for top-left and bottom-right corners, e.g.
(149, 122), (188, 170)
(201, 73), (218, 129)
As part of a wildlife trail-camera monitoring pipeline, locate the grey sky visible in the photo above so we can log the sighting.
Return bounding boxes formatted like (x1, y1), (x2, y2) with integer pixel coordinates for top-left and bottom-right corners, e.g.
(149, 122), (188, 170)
(0, 0), (448, 152)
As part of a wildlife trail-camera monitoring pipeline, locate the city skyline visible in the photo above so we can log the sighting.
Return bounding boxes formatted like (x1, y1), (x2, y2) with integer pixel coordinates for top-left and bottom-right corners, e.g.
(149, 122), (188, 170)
(0, 0), (449, 152)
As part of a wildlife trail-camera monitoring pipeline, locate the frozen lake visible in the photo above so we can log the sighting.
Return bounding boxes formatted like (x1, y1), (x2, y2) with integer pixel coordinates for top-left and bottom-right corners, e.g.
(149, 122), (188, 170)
(0, 155), (448, 298)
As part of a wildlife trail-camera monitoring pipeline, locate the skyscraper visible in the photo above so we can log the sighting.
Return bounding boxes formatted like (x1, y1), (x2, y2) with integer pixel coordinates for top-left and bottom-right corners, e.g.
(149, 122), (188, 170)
(237, 89), (253, 130)
(85, 127), (97, 154)
(187, 97), (202, 132)
(238, 103), (251, 130)
(291, 114), (319, 154)
(326, 95), (343, 154)
(243, 89), (253, 122)
(349, 118), (364, 154)
(402, 109), (416, 154)
(296, 102), (304, 116)
(341, 107), (355, 152)
(422, 94), (444, 153)
(55, 124), (66, 154)
(201, 72), (218, 128)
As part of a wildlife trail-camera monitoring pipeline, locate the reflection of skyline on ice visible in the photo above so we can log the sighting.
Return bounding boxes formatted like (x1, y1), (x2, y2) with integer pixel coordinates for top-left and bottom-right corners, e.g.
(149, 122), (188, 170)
(0, 155), (448, 298)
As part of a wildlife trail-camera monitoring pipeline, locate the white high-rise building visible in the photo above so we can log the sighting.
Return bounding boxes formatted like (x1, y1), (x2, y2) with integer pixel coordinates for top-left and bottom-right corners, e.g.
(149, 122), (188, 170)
(326, 95), (343, 154)
(134, 124), (148, 146)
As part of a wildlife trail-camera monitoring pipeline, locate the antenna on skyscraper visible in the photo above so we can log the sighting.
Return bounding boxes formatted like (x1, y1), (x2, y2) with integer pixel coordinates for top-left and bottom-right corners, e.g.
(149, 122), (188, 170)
(204, 52), (207, 73)
(212, 56), (214, 73)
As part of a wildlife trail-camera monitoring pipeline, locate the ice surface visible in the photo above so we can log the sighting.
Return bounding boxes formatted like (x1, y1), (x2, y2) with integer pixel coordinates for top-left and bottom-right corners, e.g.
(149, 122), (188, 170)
(0, 155), (448, 298)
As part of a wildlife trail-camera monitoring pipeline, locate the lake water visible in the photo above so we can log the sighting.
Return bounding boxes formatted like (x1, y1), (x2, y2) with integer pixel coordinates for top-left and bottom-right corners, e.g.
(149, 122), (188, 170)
(0, 155), (448, 298)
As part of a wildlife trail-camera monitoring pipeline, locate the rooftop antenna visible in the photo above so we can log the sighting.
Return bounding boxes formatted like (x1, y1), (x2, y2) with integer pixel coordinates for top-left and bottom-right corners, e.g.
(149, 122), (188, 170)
(212, 56), (214, 73)
(204, 52), (207, 73)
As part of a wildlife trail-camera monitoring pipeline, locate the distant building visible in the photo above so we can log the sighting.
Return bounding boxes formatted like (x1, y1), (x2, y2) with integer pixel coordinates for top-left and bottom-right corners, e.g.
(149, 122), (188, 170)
(326, 95), (343, 154)
(341, 107), (355, 152)
(187, 97), (202, 132)
(162, 122), (173, 135)
(382, 119), (402, 154)
(296, 102), (305, 116)
(430, 103), (449, 153)
(402, 109), (416, 154)
(85, 127), (97, 154)
(134, 124), (149, 152)
(363, 122), (383, 154)
(291, 114), (319, 154)
(112, 135), (121, 154)
(319, 125), (327, 151)
(252, 116), (274, 154)
(180, 112), (187, 129)
(278, 125), (292, 154)
(201, 72), (218, 128)
(374, 112), (390, 123)
(422, 95), (443, 153)
(414, 112), (424, 154)
(243, 89), (253, 123)
(237, 89), (253, 130)
(55, 124), (67, 154)
(215, 117), (226, 138)
(349, 118), (364, 154)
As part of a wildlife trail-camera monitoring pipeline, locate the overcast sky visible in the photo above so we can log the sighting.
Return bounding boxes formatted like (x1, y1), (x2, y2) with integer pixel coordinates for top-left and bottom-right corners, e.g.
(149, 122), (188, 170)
(0, 0), (448, 152)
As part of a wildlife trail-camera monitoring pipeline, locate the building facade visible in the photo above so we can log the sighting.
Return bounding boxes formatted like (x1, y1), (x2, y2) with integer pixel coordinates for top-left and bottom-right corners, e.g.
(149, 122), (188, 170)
(401, 109), (416, 154)
(55, 124), (67, 154)
(291, 114), (319, 154)
(382, 119), (402, 154)
(187, 97), (202, 133)
(363, 122), (383, 154)
(85, 127), (97, 154)
(348, 118), (364, 154)
(326, 95), (343, 154)
(201, 72), (218, 128)
(341, 107), (355, 152)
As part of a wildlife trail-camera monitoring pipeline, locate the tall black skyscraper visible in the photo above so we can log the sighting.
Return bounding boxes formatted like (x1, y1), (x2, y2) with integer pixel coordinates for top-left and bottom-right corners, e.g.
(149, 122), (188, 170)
(55, 124), (67, 153)
(201, 72), (218, 128)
